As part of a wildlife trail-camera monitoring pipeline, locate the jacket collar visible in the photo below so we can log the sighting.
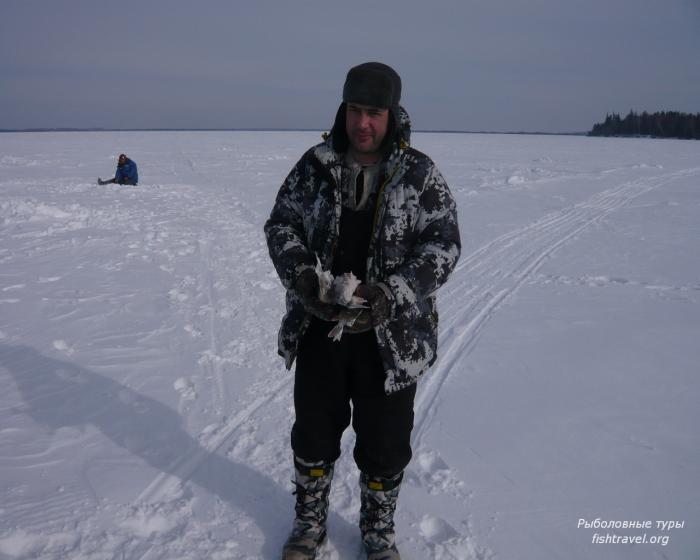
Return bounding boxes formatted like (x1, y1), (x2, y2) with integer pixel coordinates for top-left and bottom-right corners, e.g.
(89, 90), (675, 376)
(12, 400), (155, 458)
(315, 104), (412, 179)
(314, 133), (406, 184)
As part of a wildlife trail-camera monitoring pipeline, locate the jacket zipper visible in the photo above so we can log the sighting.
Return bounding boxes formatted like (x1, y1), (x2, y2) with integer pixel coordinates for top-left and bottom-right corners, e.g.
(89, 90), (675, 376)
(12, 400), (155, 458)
(366, 164), (401, 283)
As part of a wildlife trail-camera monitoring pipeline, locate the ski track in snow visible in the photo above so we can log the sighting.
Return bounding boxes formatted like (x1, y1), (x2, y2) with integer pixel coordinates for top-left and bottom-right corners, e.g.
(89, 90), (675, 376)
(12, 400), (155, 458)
(1, 133), (699, 560)
(414, 167), (700, 447)
(399, 166), (699, 559)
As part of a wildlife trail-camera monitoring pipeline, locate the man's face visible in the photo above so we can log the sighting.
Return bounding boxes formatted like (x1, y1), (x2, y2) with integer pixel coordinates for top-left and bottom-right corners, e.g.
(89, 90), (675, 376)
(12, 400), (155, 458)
(118, 155), (126, 165)
(345, 103), (389, 160)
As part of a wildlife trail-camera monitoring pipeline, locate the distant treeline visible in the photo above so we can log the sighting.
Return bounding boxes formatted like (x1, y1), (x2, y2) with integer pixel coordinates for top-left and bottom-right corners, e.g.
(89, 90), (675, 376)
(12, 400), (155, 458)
(590, 110), (700, 139)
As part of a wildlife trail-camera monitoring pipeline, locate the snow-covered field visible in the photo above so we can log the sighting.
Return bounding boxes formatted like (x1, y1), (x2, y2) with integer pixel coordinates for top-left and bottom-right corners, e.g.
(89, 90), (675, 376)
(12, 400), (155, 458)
(1, 131), (698, 560)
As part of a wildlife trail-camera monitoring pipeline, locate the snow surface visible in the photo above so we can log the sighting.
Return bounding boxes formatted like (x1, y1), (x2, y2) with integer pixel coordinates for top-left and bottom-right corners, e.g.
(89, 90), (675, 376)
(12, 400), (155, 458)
(0, 131), (698, 559)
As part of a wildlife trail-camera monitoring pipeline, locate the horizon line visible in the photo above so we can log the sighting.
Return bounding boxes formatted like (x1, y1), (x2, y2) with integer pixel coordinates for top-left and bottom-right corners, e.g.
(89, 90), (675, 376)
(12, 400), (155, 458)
(0, 127), (587, 136)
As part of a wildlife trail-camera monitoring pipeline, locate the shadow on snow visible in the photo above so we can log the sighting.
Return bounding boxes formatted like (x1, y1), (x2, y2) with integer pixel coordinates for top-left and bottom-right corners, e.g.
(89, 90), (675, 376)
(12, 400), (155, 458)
(0, 343), (357, 558)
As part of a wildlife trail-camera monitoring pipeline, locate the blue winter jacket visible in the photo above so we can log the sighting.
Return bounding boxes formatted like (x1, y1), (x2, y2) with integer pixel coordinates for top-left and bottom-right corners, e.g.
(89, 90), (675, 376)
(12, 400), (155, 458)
(115, 158), (138, 185)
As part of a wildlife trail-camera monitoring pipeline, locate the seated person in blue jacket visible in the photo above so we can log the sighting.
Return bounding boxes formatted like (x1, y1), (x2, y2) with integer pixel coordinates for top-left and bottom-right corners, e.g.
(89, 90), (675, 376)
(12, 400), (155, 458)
(98, 154), (138, 185)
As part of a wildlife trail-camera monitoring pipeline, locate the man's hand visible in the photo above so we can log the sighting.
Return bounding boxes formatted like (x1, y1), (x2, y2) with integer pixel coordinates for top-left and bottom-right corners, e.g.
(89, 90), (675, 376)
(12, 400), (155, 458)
(295, 268), (342, 322)
(295, 268), (319, 301)
(354, 284), (391, 326)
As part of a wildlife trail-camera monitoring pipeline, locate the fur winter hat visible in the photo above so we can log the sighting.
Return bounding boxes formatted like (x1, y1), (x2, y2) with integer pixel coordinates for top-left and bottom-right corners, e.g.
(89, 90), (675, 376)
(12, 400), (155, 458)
(342, 62), (401, 117)
(330, 62), (403, 155)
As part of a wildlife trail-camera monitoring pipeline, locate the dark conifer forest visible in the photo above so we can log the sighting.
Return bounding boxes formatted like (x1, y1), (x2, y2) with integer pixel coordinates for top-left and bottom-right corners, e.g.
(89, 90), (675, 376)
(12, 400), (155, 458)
(590, 111), (700, 139)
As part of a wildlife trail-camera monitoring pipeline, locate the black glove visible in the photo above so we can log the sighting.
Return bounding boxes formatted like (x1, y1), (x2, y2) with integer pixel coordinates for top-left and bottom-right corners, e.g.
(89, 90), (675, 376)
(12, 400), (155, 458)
(294, 268), (342, 322)
(354, 284), (391, 326)
(295, 268), (319, 301)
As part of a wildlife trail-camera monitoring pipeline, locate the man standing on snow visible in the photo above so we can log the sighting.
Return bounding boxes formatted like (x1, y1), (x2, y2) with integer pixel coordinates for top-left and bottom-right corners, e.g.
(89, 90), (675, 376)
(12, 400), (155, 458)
(265, 62), (460, 560)
(98, 153), (138, 185)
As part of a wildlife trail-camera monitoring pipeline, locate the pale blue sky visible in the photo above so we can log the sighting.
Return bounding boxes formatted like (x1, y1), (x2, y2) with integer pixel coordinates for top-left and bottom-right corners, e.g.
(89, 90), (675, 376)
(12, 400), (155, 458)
(1, 0), (699, 132)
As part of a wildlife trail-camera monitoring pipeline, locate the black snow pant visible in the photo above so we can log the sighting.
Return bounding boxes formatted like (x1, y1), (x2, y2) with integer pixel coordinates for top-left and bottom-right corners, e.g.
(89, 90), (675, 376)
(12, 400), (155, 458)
(291, 317), (417, 479)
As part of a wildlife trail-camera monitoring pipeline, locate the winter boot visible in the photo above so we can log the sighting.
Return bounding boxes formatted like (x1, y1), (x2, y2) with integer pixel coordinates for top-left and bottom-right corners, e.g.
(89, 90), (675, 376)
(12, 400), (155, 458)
(282, 457), (334, 560)
(359, 471), (403, 560)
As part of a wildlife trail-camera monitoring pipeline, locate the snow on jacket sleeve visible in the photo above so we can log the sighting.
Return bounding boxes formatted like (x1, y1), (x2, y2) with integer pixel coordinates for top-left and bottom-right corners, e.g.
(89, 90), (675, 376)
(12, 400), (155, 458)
(383, 164), (461, 309)
(264, 153), (317, 290)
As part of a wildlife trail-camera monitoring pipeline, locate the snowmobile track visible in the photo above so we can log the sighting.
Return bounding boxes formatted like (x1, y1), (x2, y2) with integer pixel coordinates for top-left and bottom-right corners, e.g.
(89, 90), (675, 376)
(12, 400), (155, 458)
(411, 167), (700, 447)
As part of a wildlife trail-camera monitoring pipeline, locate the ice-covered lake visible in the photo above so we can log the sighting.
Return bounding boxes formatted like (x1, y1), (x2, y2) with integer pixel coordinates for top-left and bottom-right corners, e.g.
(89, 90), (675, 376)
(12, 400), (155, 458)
(1, 131), (698, 559)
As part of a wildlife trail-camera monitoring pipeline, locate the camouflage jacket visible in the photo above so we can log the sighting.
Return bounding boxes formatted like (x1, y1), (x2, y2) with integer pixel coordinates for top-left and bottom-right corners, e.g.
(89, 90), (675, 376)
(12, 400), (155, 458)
(264, 110), (461, 394)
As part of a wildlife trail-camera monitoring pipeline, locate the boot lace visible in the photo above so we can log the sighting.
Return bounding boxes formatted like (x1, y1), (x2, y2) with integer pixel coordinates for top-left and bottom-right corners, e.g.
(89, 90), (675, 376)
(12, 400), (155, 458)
(293, 480), (330, 525)
(362, 493), (397, 540)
